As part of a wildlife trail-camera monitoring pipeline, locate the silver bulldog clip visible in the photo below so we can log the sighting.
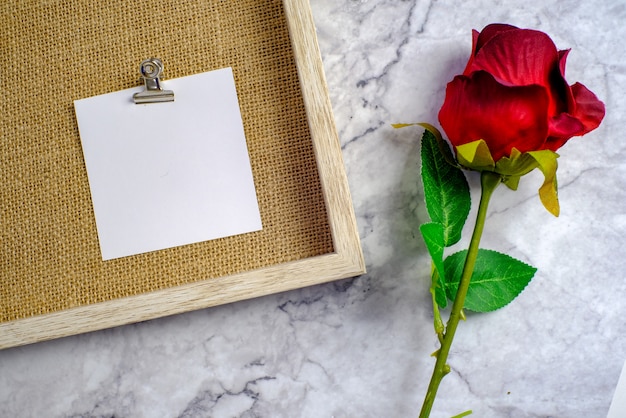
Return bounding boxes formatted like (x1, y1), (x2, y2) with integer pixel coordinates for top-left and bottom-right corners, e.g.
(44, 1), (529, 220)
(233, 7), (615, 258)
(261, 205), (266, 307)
(133, 58), (175, 104)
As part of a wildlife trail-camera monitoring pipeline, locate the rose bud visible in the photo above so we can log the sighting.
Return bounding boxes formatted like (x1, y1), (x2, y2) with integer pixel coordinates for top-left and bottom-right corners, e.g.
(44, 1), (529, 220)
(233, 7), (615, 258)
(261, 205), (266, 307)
(437, 23), (605, 215)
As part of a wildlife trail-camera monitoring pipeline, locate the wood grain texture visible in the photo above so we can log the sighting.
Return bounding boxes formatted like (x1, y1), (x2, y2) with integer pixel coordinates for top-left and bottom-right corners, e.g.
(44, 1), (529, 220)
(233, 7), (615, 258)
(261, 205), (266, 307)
(0, 0), (364, 349)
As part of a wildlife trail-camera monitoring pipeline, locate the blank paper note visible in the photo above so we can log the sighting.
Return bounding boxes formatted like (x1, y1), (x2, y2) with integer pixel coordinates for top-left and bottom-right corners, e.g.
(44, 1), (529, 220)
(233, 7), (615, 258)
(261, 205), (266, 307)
(74, 67), (262, 261)
(608, 359), (626, 418)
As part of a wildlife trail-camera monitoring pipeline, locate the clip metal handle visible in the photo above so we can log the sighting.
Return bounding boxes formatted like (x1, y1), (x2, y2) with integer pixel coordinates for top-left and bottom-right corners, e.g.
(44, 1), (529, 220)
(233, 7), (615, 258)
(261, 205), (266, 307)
(133, 58), (175, 104)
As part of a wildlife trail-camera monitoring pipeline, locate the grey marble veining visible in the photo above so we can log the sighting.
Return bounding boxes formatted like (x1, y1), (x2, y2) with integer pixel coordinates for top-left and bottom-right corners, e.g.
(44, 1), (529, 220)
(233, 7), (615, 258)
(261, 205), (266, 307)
(2, 1), (625, 417)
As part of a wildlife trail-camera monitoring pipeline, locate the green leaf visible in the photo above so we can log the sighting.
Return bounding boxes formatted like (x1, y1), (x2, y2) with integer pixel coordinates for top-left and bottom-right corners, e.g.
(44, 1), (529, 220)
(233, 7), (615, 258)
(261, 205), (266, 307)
(421, 129), (471, 246)
(444, 249), (537, 312)
(418, 123), (460, 168)
(419, 222), (447, 308)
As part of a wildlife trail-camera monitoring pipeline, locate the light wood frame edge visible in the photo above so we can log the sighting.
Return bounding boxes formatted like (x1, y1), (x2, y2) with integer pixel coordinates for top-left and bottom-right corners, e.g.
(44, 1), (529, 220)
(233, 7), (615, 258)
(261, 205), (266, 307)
(0, 0), (365, 350)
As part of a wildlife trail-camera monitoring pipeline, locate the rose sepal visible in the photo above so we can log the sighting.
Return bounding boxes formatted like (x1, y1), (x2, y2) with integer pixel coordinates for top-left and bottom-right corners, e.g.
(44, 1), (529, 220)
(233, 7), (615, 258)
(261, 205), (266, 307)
(455, 139), (495, 171)
(526, 150), (560, 216)
(455, 139), (560, 216)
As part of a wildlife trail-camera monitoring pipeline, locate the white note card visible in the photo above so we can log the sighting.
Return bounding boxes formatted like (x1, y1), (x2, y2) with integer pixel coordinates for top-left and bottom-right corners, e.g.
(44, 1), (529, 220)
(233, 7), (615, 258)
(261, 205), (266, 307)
(608, 359), (626, 418)
(74, 67), (262, 261)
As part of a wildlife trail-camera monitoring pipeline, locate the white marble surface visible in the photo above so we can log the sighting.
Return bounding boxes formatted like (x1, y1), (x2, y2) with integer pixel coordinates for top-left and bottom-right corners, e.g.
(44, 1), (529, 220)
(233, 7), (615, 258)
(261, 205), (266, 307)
(2, 1), (625, 417)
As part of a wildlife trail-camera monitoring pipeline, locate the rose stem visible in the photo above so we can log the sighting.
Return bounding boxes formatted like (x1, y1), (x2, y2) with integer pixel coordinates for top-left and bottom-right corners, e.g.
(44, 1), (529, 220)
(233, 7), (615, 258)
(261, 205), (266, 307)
(419, 171), (501, 417)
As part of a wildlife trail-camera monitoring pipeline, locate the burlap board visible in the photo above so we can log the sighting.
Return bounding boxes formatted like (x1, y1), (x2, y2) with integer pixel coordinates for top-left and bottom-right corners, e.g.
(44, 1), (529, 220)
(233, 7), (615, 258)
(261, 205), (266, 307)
(0, 0), (333, 323)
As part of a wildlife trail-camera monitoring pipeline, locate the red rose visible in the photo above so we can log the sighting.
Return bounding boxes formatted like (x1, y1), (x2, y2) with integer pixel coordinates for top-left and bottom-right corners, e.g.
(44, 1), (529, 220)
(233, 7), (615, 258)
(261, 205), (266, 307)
(438, 23), (605, 162)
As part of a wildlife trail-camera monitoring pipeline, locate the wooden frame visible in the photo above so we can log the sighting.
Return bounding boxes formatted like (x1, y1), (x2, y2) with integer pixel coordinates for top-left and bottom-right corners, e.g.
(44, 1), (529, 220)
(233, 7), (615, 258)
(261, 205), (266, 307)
(0, 0), (365, 349)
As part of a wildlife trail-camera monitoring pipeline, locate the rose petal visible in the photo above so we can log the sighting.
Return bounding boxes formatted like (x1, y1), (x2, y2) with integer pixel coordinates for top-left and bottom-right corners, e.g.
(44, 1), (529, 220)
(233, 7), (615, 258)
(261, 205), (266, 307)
(544, 83), (605, 150)
(554, 49), (576, 111)
(474, 23), (519, 54)
(462, 29), (481, 76)
(558, 49), (570, 77)
(570, 82), (606, 133)
(439, 71), (550, 161)
(468, 28), (560, 88)
(463, 24), (518, 76)
(545, 113), (585, 150)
